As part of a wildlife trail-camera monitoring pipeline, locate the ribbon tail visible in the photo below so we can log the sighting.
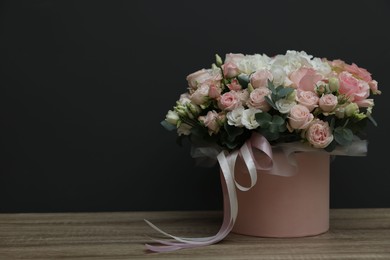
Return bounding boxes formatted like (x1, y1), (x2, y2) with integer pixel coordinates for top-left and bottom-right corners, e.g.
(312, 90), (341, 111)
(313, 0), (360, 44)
(144, 151), (238, 252)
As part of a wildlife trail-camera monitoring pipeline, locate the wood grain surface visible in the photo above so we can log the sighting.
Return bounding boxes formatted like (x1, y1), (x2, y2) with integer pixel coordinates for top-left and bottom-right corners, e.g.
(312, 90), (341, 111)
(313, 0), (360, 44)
(0, 209), (390, 259)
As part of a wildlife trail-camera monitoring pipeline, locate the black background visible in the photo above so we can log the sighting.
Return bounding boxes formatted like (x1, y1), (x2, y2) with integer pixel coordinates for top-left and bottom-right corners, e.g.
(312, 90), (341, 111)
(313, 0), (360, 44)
(0, 0), (389, 213)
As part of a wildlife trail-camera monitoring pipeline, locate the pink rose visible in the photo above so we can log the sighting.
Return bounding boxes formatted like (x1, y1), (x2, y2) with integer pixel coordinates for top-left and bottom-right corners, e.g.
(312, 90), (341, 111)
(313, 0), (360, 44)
(355, 99), (374, 108)
(329, 59), (346, 70)
(247, 87), (271, 111)
(237, 89), (249, 105)
(225, 53), (245, 65)
(208, 84), (221, 98)
(306, 120), (333, 148)
(296, 90), (319, 112)
(222, 62), (240, 78)
(250, 69), (273, 88)
(198, 110), (221, 135)
(319, 94), (338, 112)
(227, 79), (242, 91)
(190, 84), (209, 105)
(288, 104), (314, 130)
(222, 53), (245, 78)
(218, 91), (242, 111)
(186, 68), (222, 90)
(344, 63), (372, 82)
(368, 80), (381, 94)
(338, 71), (370, 101)
(289, 67), (323, 91)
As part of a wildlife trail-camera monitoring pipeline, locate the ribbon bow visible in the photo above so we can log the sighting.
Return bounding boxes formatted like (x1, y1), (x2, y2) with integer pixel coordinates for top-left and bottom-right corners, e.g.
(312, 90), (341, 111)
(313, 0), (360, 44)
(145, 133), (276, 252)
(145, 133), (367, 252)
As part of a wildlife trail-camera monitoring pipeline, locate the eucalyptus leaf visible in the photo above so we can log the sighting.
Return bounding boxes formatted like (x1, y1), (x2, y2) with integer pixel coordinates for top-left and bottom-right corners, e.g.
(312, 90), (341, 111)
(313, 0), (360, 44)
(224, 123), (244, 141)
(237, 74), (250, 88)
(269, 123), (279, 133)
(255, 112), (272, 128)
(277, 87), (294, 98)
(260, 129), (280, 141)
(272, 115), (285, 126)
(278, 123), (287, 132)
(161, 120), (176, 131)
(334, 127), (353, 146)
(265, 96), (277, 110)
(324, 140), (337, 152)
(267, 80), (276, 93)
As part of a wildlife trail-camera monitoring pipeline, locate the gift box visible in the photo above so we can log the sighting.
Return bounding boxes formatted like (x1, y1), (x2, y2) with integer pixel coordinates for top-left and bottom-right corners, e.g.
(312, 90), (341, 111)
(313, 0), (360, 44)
(232, 149), (329, 237)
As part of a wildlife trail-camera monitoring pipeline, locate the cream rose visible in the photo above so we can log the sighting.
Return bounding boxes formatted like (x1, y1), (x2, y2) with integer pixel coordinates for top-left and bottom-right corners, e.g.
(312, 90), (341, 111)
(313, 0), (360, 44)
(241, 108), (261, 130)
(227, 107), (244, 127)
(165, 110), (179, 125)
(275, 99), (296, 114)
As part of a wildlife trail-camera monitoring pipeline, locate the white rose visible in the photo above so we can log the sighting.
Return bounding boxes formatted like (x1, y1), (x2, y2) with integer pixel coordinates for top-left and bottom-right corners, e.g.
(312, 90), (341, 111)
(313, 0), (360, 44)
(275, 99), (297, 114)
(165, 110), (179, 125)
(271, 50), (312, 75)
(237, 54), (270, 74)
(227, 107), (244, 127)
(270, 65), (289, 86)
(311, 57), (332, 76)
(241, 108), (261, 130)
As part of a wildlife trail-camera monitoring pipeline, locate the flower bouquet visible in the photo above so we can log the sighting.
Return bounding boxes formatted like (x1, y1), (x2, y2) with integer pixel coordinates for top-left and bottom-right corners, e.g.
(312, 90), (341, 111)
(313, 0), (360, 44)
(146, 50), (381, 252)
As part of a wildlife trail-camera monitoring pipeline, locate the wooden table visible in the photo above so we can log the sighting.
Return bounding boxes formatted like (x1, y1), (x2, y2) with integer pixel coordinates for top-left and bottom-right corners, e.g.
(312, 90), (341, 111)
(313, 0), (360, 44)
(0, 209), (389, 259)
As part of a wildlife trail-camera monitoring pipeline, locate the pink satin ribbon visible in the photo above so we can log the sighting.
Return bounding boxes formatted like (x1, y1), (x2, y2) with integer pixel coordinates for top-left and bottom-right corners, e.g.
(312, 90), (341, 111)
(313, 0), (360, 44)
(145, 134), (368, 252)
(145, 133), (274, 252)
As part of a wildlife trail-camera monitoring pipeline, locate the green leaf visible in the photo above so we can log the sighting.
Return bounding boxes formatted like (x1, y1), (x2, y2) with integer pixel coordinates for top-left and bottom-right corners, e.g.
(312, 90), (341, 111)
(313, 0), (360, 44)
(330, 117), (335, 129)
(237, 74), (250, 88)
(224, 123), (244, 141)
(255, 112), (272, 128)
(267, 80), (276, 93)
(334, 127), (353, 146)
(324, 140), (337, 152)
(161, 120), (176, 131)
(259, 129), (280, 141)
(272, 115), (285, 126)
(265, 96), (277, 110)
(269, 123), (279, 133)
(278, 123), (287, 132)
(277, 87), (294, 98)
